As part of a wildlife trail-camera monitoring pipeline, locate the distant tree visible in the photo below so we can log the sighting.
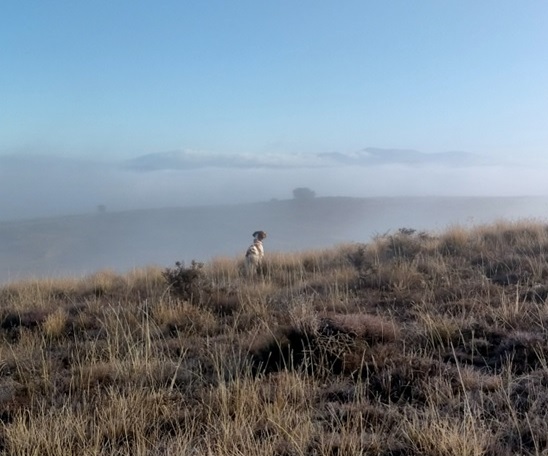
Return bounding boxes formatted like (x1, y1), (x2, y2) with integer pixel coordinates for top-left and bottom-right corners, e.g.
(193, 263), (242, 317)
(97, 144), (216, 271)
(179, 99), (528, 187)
(292, 187), (316, 200)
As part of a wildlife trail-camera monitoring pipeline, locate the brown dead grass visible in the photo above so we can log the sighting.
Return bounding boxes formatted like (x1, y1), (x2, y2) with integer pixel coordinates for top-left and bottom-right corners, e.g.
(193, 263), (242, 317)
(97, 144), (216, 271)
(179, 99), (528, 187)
(1, 220), (548, 454)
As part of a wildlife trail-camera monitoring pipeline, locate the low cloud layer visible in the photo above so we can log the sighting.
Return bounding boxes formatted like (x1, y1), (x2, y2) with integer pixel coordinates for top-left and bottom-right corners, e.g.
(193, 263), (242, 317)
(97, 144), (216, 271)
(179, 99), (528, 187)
(122, 148), (491, 171)
(1, 149), (547, 221)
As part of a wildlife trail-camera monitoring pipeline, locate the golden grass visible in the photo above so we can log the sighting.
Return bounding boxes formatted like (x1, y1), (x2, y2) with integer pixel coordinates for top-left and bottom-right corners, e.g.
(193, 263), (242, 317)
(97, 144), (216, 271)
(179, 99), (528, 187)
(41, 308), (68, 340)
(403, 410), (492, 456)
(1, 220), (548, 455)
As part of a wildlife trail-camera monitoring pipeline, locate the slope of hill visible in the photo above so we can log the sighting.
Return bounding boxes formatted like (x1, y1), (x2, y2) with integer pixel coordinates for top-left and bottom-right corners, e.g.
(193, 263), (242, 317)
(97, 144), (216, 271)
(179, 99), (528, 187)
(1, 196), (547, 283)
(0, 221), (547, 454)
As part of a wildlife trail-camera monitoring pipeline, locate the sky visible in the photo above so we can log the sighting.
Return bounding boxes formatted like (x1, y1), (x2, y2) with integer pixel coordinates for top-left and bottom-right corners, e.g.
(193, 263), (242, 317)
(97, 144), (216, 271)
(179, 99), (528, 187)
(2, 1), (548, 162)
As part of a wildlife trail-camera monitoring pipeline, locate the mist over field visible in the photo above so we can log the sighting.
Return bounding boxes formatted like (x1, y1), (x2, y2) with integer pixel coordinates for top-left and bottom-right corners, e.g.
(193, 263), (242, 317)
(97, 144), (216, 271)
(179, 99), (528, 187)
(1, 149), (548, 284)
(1, 150), (547, 221)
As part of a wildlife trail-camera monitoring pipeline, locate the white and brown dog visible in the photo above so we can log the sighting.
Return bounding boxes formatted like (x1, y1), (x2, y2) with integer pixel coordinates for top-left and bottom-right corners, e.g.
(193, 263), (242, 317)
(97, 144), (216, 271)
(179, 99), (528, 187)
(245, 230), (267, 275)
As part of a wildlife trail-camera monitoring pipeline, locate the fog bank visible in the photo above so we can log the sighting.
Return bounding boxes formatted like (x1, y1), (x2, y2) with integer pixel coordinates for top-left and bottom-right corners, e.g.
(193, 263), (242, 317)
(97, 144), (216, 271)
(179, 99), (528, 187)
(2, 196), (548, 284)
(1, 155), (547, 221)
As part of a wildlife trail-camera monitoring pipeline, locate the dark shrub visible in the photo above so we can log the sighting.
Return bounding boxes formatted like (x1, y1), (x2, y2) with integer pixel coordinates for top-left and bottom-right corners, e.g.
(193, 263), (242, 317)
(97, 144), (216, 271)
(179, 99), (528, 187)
(163, 260), (206, 301)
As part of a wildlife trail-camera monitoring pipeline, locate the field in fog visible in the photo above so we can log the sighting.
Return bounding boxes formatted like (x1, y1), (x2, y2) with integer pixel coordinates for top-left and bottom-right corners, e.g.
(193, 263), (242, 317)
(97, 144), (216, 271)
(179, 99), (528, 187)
(2, 196), (548, 284)
(1, 220), (548, 454)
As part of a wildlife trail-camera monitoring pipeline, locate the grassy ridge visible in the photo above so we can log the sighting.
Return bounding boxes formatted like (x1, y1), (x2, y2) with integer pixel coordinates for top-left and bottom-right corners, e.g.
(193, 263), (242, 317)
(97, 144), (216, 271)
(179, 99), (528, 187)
(1, 221), (548, 455)
(2, 195), (547, 282)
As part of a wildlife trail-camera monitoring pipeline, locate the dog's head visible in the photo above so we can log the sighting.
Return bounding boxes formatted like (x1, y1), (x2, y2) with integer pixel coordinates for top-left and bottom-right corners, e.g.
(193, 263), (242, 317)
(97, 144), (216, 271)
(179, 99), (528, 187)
(252, 231), (267, 241)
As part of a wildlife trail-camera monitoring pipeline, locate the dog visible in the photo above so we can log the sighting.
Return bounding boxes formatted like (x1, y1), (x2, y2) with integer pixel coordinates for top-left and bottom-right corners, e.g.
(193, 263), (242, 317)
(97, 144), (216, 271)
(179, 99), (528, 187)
(245, 231), (267, 275)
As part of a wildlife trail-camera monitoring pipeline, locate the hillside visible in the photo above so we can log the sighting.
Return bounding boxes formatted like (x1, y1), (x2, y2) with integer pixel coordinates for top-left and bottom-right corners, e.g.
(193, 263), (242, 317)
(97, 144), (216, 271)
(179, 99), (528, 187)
(1, 221), (548, 454)
(1, 196), (547, 283)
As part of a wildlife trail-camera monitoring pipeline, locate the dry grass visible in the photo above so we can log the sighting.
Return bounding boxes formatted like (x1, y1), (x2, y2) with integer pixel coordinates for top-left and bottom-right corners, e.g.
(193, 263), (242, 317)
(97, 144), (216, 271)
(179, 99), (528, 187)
(1, 220), (548, 454)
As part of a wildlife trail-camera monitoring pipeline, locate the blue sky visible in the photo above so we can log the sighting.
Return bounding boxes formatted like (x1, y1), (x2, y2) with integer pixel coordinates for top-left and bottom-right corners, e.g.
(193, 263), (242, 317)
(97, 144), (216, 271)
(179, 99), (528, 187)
(2, 1), (548, 161)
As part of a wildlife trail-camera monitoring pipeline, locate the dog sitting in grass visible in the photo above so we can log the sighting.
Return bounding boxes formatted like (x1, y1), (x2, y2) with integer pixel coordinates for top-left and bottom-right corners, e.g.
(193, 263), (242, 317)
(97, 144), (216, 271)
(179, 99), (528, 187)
(245, 231), (267, 275)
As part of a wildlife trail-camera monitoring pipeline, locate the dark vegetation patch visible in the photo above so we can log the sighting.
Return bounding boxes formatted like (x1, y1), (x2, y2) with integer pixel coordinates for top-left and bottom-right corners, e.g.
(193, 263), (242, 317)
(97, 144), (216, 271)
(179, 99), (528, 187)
(522, 284), (548, 302)
(206, 290), (242, 317)
(0, 310), (48, 331)
(0, 310), (50, 343)
(249, 325), (320, 375)
(319, 313), (400, 344)
(249, 313), (401, 379)
(163, 260), (207, 301)
(444, 327), (546, 374)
